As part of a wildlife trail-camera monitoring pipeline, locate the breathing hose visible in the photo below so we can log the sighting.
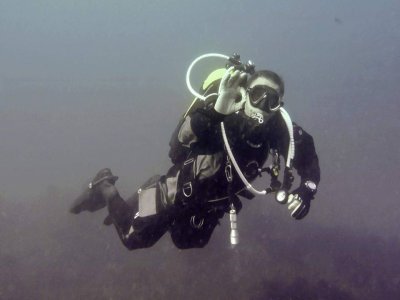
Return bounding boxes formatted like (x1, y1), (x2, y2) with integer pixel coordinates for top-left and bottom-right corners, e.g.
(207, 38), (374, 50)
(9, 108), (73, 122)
(185, 53), (229, 101)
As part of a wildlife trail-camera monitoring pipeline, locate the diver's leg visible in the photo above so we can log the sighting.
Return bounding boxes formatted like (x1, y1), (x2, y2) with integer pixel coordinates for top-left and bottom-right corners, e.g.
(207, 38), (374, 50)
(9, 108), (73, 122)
(71, 168), (169, 250)
(99, 180), (132, 233)
(101, 182), (170, 250)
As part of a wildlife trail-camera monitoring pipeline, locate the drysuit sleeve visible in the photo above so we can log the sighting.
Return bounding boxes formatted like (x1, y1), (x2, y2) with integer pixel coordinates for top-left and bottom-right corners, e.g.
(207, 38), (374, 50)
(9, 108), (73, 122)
(271, 118), (320, 186)
(291, 124), (321, 185)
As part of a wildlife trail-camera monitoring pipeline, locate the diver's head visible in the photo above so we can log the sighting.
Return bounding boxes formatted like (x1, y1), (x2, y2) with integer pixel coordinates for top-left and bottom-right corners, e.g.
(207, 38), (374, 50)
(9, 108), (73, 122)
(243, 70), (284, 124)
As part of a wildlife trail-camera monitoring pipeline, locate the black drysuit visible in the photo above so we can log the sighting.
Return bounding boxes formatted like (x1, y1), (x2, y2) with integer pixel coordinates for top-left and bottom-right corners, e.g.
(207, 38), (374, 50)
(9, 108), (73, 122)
(106, 100), (320, 250)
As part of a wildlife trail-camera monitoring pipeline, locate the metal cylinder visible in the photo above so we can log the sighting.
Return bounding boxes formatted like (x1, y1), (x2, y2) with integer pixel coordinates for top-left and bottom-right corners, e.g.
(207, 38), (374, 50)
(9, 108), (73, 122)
(230, 209), (239, 245)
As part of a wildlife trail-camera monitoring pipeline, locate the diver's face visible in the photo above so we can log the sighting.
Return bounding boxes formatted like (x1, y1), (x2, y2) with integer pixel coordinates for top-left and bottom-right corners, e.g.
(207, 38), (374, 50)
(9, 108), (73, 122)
(243, 76), (281, 124)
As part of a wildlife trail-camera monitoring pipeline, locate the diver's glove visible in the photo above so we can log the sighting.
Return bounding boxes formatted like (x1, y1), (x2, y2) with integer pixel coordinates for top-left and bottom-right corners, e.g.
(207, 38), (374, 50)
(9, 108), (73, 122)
(214, 67), (247, 115)
(287, 181), (317, 220)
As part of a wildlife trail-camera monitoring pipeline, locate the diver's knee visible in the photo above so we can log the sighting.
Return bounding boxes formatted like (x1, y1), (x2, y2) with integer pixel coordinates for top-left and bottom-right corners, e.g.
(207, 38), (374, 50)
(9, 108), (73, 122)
(98, 181), (119, 201)
(122, 235), (157, 251)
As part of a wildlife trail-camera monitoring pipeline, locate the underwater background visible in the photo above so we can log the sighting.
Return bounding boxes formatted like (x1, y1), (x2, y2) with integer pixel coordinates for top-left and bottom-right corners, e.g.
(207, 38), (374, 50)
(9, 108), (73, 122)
(1, 1), (399, 299)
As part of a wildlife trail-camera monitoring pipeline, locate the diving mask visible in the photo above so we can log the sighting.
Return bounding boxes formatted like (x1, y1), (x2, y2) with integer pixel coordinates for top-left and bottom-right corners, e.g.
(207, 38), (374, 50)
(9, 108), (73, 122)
(247, 85), (281, 113)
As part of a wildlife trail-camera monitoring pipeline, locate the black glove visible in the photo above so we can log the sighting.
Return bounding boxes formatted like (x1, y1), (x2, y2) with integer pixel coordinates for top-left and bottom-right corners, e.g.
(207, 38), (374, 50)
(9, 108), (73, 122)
(287, 182), (316, 220)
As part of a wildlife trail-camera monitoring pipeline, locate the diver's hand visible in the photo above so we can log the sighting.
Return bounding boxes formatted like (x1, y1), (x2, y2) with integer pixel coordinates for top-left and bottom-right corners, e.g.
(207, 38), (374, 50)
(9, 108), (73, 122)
(214, 67), (247, 115)
(287, 185), (315, 220)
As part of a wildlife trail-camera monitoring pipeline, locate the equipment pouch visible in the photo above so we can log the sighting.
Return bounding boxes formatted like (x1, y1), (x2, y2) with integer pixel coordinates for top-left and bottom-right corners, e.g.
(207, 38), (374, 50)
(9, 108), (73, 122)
(138, 175), (162, 217)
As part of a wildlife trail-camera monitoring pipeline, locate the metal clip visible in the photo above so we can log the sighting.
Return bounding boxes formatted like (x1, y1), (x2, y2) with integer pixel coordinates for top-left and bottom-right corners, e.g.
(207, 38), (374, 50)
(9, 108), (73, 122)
(272, 165), (279, 177)
(225, 159), (233, 183)
(182, 182), (193, 197)
(184, 158), (194, 165)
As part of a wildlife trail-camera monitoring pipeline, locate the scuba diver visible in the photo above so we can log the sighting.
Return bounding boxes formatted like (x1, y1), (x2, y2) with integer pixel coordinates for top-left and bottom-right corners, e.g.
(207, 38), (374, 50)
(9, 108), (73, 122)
(70, 53), (320, 250)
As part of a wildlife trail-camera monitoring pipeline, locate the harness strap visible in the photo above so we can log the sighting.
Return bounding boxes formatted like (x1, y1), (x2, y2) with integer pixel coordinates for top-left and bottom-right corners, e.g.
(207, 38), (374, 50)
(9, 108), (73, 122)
(179, 157), (196, 205)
